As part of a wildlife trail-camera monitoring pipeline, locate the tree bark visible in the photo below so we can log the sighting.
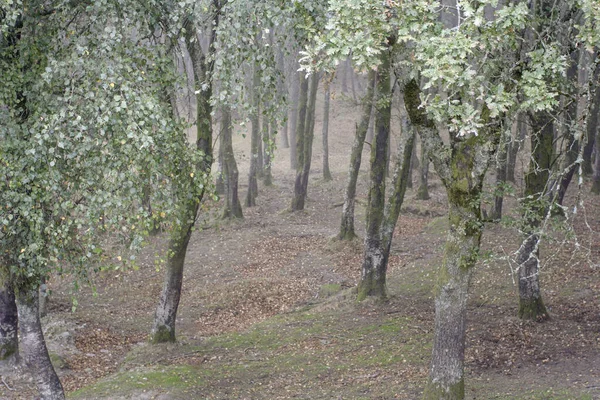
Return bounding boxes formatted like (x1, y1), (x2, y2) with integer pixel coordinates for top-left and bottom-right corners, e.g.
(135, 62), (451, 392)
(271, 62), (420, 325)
(341, 57), (349, 94)
(337, 70), (377, 240)
(322, 78), (333, 181)
(416, 132), (430, 200)
(246, 63), (261, 207)
(221, 106), (243, 219)
(151, 18), (215, 343)
(276, 47), (289, 149)
(516, 111), (553, 321)
(290, 72), (315, 211)
(16, 281), (65, 399)
(583, 86), (598, 175)
(593, 129), (600, 193)
(0, 266), (18, 362)
(490, 129), (509, 220)
(357, 41), (394, 300)
(506, 114), (526, 183)
(262, 113), (273, 186)
(289, 60), (300, 170)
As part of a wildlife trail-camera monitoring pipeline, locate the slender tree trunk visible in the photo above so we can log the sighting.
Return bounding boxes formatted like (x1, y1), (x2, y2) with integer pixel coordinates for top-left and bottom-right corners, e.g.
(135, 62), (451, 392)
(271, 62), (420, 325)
(516, 111), (553, 321)
(289, 67), (300, 170)
(221, 106), (243, 219)
(276, 47), (289, 149)
(0, 266), (18, 362)
(357, 41), (394, 300)
(338, 70), (377, 240)
(583, 86), (598, 175)
(216, 130), (225, 195)
(593, 133), (600, 193)
(416, 132), (430, 200)
(490, 129), (509, 220)
(290, 72), (312, 211)
(506, 114), (526, 183)
(322, 78), (333, 181)
(151, 19), (215, 343)
(406, 129), (417, 190)
(262, 113), (273, 186)
(16, 281), (65, 399)
(350, 63), (358, 102)
(366, 92), (377, 143)
(246, 64), (261, 207)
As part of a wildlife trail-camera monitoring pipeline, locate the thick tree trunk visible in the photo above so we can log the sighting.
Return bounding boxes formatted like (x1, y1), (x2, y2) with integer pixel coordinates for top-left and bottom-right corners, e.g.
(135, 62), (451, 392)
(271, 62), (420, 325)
(289, 63), (300, 170)
(322, 79), (333, 181)
(290, 72), (315, 211)
(338, 70), (377, 240)
(246, 65), (261, 207)
(16, 282), (65, 399)
(416, 133), (430, 200)
(262, 114), (273, 186)
(0, 266), (18, 362)
(221, 107), (243, 219)
(515, 111), (553, 321)
(357, 42), (393, 301)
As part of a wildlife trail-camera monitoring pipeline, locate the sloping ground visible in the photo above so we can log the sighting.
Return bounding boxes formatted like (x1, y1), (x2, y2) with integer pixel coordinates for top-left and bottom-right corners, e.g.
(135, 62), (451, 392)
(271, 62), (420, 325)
(2, 92), (599, 399)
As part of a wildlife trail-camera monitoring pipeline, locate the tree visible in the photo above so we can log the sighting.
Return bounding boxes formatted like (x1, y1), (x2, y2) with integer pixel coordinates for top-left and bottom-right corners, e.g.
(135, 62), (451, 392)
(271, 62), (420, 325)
(322, 75), (333, 182)
(1, 1), (198, 397)
(220, 106), (243, 219)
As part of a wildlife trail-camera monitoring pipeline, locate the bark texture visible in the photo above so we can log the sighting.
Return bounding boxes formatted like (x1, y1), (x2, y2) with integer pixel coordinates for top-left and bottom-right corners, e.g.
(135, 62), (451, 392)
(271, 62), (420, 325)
(220, 107), (243, 219)
(289, 62), (300, 169)
(416, 133), (430, 200)
(291, 73), (317, 211)
(262, 114), (273, 186)
(0, 266), (18, 361)
(246, 64), (261, 207)
(17, 282), (65, 399)
(337, 70), (377, 241)
(357, 42), (394, 301)
(322, 79), (333, 181)
(490, 130), (509, 220)
(516, 111), (553, 321)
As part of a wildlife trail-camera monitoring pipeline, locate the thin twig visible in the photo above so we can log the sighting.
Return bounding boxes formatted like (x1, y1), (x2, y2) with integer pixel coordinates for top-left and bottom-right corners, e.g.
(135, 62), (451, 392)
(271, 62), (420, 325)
(1, 376), (15, 391)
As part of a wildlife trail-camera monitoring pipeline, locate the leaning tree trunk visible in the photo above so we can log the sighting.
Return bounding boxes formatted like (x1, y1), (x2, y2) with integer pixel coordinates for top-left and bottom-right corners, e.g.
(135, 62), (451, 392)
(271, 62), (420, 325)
(322, 78), (333, 181)
(416, 132), (430, 200)
(262, 113), (273, 186)
(221, 106), (243, 219)
(151, 21), (214, 343)
(0, 266), (18, 362)
(337, 70), (377, 240)
(516, 111), (553, 321)
(16, 281), (65, 399)
(357, 41), (393, 301)
(291, 72), (316, 211)
(246, 64), (261, 207)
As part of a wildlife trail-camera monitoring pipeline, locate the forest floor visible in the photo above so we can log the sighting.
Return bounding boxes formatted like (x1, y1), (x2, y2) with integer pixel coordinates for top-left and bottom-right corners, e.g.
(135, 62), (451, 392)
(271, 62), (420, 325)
(2, 90), (600, 400)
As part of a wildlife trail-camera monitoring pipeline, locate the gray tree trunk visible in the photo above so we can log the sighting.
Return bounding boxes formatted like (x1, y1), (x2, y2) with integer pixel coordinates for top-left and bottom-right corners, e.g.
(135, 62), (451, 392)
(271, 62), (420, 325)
(357, 41), (394, 300)
(289, 61), (300, 170)
(290, 72), (313, 211)
(276, 47), (289, 149)
(583, 83), (598, 175)
(221, 107), (243, 219)
(16, 282), (65, 399)
(246, 64), (261, 207)
(262, 114), (273, 186)
(416, 133), (430, 200)
(0, 266), (18, 362)
(341, 58), (348, 94)
(593, 131), (600, 193)
(322, 79), (333, 181)
(151, 21), (214, 343)
(516, 111), (553, 321)
(490, 129), (509, 220)
(337, 70), (377, 240)
(215, 131), (225, 195)
(506, 114), (526, 183)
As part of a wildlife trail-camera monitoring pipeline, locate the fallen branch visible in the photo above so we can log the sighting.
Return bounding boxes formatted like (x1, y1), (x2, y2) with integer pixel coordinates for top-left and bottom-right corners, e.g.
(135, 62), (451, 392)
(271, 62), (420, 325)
(1, 376), (14, 391)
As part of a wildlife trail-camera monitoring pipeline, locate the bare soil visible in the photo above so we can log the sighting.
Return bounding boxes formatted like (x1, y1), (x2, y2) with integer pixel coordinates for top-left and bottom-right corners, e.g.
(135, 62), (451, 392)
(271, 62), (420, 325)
(2, 85), (599, 400)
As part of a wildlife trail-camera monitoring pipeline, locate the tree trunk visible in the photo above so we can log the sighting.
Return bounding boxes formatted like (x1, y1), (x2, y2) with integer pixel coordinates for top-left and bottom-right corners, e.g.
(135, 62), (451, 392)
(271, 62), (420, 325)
(337, 70), (377, 240)
(39, 276), (48, 318)
(290, 72), (315, 211)
(0, 266), (18, 362)
(246, 64), (261, 207)
(262, 113), (273, 186)
(366, 92), (377, 143)
(516, 111), (553, 321)
(276, 47), (289, 149)
(357, 42), (393, 300)
(593, 131), (600, 193)
(506, 114), (526, 183)
(341, 58), (348, 94)
(583, 85), (598, 175)
(322, 78), (333, 181)
(407, 129), (418, 190)
(289, 61), (300, 170)
(416, 132), (430, 200)
(152, 21), (214, 343)
(490, 129), (509, 220)
(350, 62), (358, 102)
(215, 133), (225, 195)
(16, 281), (65, 399)
(221, 106), (243, 219)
